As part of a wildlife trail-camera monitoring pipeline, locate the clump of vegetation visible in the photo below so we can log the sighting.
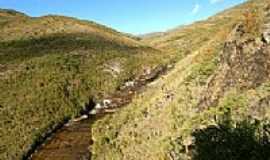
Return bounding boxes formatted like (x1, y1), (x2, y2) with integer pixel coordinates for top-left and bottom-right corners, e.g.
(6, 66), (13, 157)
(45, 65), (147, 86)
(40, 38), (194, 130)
(242, 5), (265, 37)
(185, 56), (218, 85)
(192, 113), (270, 160)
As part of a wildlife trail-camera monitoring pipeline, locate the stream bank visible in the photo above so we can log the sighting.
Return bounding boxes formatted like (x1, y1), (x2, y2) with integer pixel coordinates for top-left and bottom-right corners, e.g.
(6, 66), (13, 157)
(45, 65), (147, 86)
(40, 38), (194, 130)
(27, 64), (172, 160)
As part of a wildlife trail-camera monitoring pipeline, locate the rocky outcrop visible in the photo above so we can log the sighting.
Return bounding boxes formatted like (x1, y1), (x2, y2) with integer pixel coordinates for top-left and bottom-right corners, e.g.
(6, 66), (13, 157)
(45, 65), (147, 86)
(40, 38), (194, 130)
(198, 14), (270, 110)
(90, 65), (169, 115)
(262, 6), (270, 43)
(249, 95), (270, 119)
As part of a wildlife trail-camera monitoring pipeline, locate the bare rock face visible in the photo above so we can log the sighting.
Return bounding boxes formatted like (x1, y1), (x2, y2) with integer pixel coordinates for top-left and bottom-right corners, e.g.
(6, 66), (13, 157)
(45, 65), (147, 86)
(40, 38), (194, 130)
(249, 95), (270, 120)
(198, 23), (270, 110)
(103, 61), (122, 77)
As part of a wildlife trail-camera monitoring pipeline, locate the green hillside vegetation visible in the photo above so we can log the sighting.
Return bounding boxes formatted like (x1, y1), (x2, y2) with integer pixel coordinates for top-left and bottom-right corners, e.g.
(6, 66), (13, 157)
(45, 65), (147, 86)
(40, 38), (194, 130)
(92, 0), (270, 159)
(1, 0), (270, 159)
(0, 11), (171, 160)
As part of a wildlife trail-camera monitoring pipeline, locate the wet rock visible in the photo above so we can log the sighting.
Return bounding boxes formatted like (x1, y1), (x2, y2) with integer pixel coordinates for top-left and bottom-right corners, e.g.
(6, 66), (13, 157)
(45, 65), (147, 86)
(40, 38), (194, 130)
(125, 81), (135, 87)
(103, 99), (112, 108)
(81, 98), (96, 115)
(89, 109), (97, 115)
(104, 109), (117, 113)
(73, 115), (88, 122)
(95, 103), (102, 109)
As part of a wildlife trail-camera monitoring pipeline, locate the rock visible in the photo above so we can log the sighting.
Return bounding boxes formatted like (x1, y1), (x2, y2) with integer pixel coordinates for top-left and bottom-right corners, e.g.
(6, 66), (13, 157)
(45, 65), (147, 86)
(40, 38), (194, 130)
(198, 23), (270, 110)
(183, 136), (195, 154)
(89, 109), (97, 115)
(125, 81), (135, 87)
(143, 67), (152, 75)
(262, 30), (270, 44)
(103, 99), (112, 108)
(229, 23), (245, 39)
(104, 109), (117, 113)
(103, 61), (122, 77)
(95, 103), (102, 109)
(249, 95), (270, 119)
(73, 115), (88, 122)
(167, 64), (174, 69)
(64, 123), (71, 127)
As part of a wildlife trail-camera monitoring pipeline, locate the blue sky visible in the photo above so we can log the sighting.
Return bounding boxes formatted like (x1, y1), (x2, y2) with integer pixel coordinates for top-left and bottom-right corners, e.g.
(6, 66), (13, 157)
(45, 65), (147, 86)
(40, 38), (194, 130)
(0, 0), (246, 34)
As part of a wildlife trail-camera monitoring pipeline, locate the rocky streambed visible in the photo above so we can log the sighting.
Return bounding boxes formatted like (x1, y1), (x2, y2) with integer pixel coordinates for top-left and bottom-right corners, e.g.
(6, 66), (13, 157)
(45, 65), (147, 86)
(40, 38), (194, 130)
(27, 64), (171, 160)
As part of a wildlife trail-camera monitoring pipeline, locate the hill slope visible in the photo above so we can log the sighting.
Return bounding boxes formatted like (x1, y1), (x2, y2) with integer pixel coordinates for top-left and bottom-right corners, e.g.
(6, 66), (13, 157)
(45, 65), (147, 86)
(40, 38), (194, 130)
(0, 11), (171, 160)
(92, 0), (270, 159)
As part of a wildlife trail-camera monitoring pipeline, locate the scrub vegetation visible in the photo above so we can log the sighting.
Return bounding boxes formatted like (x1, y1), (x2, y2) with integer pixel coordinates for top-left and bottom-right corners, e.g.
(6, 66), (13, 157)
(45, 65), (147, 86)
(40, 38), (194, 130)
(1, 0), (270, 159)
(0, 11), (170, 160)
(92, 0), (270, 159)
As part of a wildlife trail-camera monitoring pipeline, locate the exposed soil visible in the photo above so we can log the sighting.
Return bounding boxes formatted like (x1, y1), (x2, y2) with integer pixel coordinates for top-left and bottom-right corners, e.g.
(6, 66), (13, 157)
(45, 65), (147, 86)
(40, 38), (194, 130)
(28, 64), (170, 160)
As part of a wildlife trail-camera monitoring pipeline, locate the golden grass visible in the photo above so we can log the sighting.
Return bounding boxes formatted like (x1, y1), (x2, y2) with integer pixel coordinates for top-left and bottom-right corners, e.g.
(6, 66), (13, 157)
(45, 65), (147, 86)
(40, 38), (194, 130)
(91, 1), (270, 159)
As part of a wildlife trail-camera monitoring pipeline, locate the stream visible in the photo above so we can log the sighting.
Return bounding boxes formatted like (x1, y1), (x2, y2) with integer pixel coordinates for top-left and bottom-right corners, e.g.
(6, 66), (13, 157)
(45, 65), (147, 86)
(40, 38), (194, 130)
(27, 65), (170, 160)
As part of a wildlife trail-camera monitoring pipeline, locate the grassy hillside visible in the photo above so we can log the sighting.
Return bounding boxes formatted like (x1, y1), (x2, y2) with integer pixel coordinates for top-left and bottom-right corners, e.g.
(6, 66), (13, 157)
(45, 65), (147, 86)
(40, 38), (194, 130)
(92, 0), (270, 159)
(142, 0), (264, 59)
(0, 11), (171, 160)
(0, 9), (26, 20)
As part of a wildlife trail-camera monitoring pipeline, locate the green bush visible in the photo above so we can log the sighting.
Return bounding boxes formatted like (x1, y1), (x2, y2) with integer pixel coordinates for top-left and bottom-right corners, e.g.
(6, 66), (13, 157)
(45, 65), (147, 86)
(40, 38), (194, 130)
(192, 113), (270, 160)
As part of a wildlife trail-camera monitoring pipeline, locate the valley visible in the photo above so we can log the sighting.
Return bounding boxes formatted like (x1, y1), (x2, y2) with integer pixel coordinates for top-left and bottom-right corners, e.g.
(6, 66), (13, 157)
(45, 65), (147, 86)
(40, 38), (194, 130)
(1, 0), (270, 160)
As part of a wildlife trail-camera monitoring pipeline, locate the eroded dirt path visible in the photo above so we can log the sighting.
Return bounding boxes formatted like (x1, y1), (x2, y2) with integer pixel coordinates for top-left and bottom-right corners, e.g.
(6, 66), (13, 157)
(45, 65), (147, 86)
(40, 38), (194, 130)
(28, 65), (170, 160)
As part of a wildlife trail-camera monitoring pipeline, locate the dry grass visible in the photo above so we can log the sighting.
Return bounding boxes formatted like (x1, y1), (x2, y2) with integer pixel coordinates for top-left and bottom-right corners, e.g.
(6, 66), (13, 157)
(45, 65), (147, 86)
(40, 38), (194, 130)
(91, 0), (270, 159)
(91, 21), (232, 160)
(1, 0), (269, 159)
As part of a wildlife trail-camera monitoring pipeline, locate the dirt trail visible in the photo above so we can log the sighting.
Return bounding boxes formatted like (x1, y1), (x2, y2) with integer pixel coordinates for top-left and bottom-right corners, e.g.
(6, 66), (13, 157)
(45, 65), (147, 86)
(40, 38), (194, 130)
(28, 65), (170, 160)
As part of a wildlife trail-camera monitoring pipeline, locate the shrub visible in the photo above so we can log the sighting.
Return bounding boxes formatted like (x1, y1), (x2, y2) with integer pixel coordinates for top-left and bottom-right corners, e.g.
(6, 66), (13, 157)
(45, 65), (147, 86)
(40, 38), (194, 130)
(191, 112), (270, 160)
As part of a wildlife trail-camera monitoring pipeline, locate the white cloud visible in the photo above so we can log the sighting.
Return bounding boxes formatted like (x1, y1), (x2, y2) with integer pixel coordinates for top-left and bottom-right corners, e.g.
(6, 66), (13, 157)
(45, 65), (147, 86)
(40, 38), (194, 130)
(210, 0), (223, 4)
(191, 4), (200, 15)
